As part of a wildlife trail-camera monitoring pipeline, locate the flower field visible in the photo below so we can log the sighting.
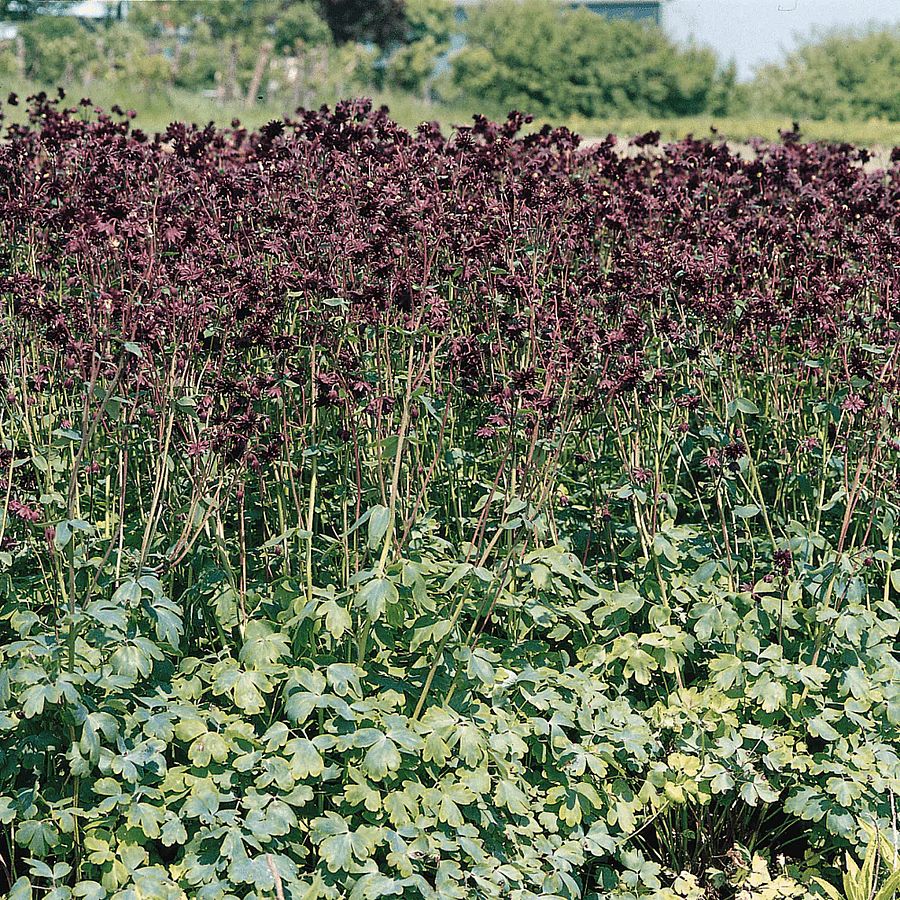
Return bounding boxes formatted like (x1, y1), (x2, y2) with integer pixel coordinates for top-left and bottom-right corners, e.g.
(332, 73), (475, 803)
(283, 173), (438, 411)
(0, 93), (898, 899)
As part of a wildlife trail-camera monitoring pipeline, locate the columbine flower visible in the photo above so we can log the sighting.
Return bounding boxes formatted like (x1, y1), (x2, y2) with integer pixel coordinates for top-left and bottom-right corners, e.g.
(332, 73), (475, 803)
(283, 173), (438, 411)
(773, 549), (792, 576)
(703, 448), (721, 469)
(841, 394), (866, 414)
(9, 500), (40, 522)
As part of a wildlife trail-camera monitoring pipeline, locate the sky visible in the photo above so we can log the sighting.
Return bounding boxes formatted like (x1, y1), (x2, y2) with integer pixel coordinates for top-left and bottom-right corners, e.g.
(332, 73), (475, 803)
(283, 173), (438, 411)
(663, 0), (900, 79)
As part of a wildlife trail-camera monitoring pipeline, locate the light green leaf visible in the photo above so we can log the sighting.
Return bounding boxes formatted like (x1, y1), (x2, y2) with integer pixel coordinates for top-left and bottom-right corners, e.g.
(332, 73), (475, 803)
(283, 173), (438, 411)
(127, 802), (163, 840)
(367, 504), (390, 550)
(16, 820), (58, 855)
(289, 738), (324, 779)
(8, 878), (33, 900)
(111, 579), (142, 606)
(363, 735), (401, 781)
(357, 577), (399, 622)
(54, 520), (72, 549)
(319, 599), (351, 640)
(466, 649), (497, 686)
(232, 671), (268, 713)
(72, 881), (105, 900)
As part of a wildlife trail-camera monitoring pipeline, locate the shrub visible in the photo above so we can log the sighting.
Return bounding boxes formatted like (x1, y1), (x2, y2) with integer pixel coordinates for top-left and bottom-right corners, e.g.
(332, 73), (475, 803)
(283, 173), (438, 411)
(18, 17), (100, 83)
(385, 35), (444, 95)
(450, 0), (724, 118)
(402, 0), (456, 46)
(752, 27), (900, 122)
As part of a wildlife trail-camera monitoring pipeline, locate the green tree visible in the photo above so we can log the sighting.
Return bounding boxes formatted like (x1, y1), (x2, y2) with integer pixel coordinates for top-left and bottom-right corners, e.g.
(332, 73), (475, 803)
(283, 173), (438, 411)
(94, 20), (173, 85)
(403, 0), (455, 45)
(385, 0), (455, 97)
(127, 0), (332, 102)
(707, 60), (740, 117)
(752, 27), (900, 121)
(318, 0), (405, 46)
(271, 1), (331, 53)
(387, 34), (442, 96)
(18, 16), (99, 82)
(450, 0), (722, 119)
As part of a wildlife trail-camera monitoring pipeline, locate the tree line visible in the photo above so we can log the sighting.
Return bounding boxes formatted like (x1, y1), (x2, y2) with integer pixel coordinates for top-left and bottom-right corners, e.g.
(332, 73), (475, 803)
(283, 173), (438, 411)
(0, 0), (897, 122)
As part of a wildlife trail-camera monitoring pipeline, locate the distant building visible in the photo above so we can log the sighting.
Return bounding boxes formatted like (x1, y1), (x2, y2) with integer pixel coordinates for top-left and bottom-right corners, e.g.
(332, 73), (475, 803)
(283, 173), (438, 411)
(575, 1), (662, 23)
(454, 0), (663, 26)
(66, 0), (128, 20)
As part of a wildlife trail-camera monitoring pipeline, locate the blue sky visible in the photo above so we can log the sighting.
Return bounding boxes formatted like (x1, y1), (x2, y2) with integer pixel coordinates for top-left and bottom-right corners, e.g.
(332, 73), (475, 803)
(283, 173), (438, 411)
(663, 0), (900, 79)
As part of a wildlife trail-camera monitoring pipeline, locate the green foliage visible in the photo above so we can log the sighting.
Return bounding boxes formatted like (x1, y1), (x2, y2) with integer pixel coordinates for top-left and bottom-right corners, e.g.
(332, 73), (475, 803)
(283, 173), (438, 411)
(656, 856), (820, 899)
(14, 16), (182, 89)
(0, 57), (898, 900)
(734, 856), (818, 899)
(402, 0), (455, 45)
(125, 0), (334, 96)
(17, 16), (98, 83)
(318, 0), (405, 46)
(752, 27), (900, 122)
(449, 0), (723, 118)
(271, 1), (332, 53)
(384, 0), (454, 97)
(386, 35), (443, 95)
(97, 21), (174, 85)
(814, 825), (900, 900)
(2, 359), (900, 894)
(1, 161), (899, 888)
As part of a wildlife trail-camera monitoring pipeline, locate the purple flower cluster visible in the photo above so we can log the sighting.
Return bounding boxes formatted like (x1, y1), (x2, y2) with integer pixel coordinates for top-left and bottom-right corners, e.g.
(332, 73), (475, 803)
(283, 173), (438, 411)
(0, 93), (897, 553)
(0, 95), (895, 407)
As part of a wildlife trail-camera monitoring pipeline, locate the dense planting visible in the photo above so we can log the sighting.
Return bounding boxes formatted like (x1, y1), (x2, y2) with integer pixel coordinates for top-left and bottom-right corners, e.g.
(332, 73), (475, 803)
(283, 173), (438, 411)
(0, 94), (898, 899)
